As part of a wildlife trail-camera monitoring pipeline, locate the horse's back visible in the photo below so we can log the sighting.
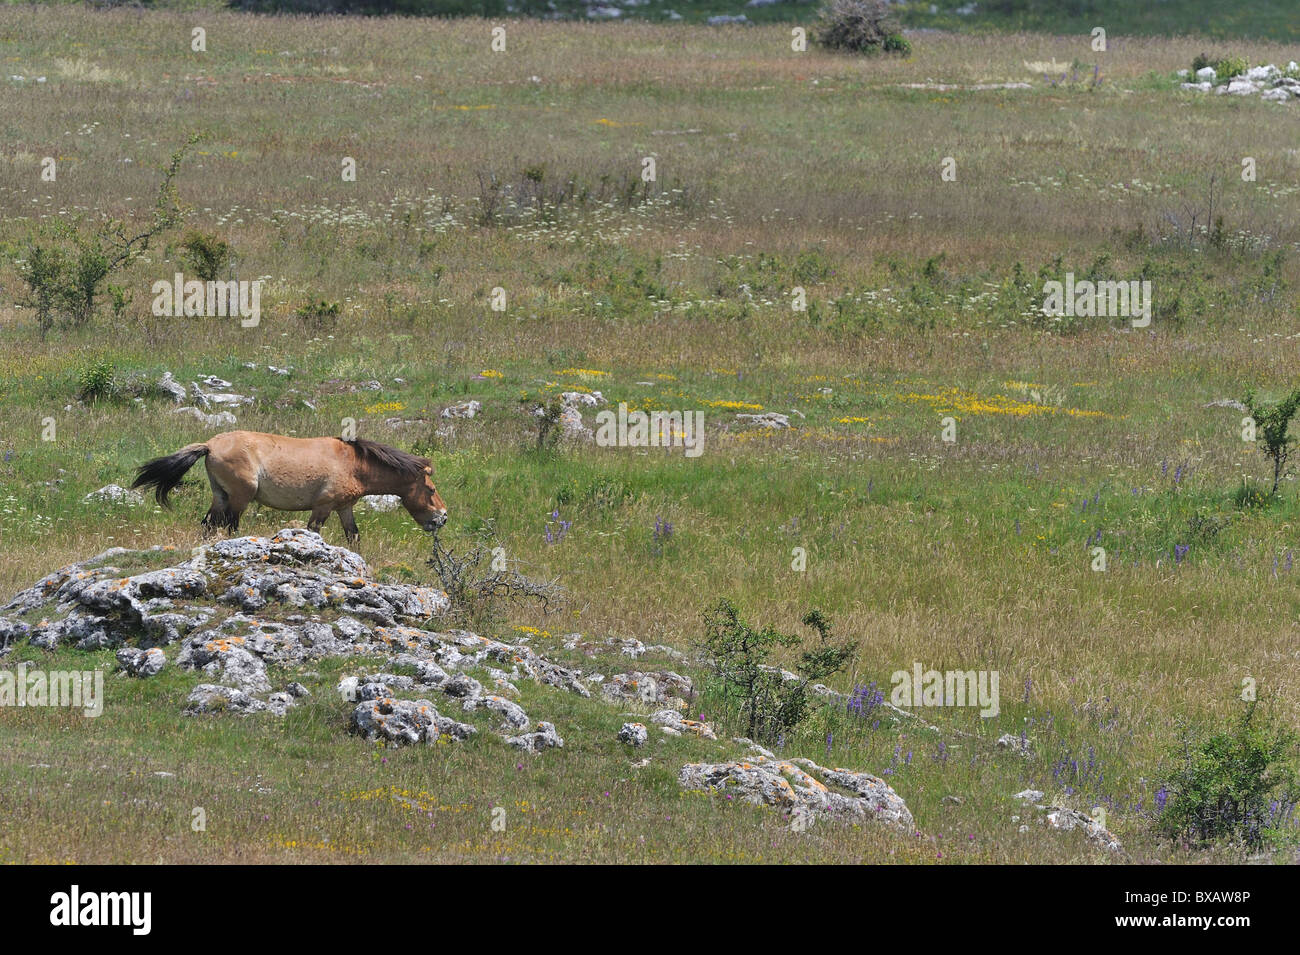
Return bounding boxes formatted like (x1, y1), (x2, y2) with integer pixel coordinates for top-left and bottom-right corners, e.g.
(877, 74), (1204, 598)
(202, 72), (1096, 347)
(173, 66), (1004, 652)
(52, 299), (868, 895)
(204, 432), (355, 509)
(207, 431), (343, 461)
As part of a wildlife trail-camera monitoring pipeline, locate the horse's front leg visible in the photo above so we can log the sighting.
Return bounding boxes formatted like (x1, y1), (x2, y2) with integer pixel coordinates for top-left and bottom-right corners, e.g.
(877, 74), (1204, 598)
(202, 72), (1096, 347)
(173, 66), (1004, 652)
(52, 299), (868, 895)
(337, 504), (360, 546)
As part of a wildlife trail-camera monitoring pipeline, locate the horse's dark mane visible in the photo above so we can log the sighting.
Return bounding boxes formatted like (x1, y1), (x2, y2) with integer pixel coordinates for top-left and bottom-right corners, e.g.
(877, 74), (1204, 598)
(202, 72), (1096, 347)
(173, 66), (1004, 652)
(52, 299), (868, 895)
(342, 438), (430, 477)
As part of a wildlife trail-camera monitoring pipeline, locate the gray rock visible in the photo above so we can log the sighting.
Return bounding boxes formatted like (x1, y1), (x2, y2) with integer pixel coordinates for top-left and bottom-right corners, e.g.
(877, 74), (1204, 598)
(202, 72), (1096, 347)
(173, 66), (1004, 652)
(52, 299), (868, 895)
(602, 670), (693, 704)
(351, 697), (476, 745)
(679, 754), (913, 827)
(184, 683), (267, 715)
(650, 708), (716, 739)
(441, 400), (481, 419)
(173, 406), (237, 427)
(84, 484), (144, 505)
(1219, 78), (1259, 96)
(996, 733), (1033, 757)
(176, 634), (271, 693)
(357, 681), (394, 701)
(116, 646), (166, 677)
(618, 722), (648, 747)
(1043, 806), (1125, 854)
(0, 617), (29, 656)
(472, 693), (530, 729)
(559, 390), (605, 408)
(359, 672), (416, 690)
(735, 412), (789, 429)
(507, 721), (564, 752)
(265, 691), (297, 716)
(1245, 64), (1279, 82)
(1205, 398), (1248, 412)
(441, 672), (483, 699)
(157, 371), (188, 404)
(189, 382), (252, 408)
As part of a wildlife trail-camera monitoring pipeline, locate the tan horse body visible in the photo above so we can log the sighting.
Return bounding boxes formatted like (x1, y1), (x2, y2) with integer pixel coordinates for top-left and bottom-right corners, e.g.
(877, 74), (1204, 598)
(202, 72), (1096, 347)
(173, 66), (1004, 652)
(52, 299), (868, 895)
(132, 431), (447, 543)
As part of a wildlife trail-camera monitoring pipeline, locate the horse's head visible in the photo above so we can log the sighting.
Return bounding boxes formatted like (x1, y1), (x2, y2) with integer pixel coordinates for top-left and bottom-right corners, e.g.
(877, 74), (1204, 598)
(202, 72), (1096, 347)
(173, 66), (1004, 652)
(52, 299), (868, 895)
(401, 465), (448, 532)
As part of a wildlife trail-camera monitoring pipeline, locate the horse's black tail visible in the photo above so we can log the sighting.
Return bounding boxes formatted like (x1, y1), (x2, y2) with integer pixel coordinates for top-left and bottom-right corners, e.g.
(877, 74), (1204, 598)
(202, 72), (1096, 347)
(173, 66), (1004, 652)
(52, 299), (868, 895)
(131, 444), (209, 507)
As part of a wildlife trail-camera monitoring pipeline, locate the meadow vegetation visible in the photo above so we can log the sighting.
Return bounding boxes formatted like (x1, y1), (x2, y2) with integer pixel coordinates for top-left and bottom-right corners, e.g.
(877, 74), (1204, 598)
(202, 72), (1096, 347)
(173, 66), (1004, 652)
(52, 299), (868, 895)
(1, 7), (1299, 862)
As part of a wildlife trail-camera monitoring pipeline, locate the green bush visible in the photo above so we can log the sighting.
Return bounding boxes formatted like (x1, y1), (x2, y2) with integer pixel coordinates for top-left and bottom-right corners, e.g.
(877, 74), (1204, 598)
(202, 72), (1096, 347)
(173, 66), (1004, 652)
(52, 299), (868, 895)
(1156, 701), (1300, 850)
(1214, 55), (1248, 79)
(76, 356), (118, 404)
(699, 599), (854, 744)
(1189, 54), (1248, 80)
(180, 231), (233, 282)
(814, 0), (910, 56)
(293, 299), (341, 332)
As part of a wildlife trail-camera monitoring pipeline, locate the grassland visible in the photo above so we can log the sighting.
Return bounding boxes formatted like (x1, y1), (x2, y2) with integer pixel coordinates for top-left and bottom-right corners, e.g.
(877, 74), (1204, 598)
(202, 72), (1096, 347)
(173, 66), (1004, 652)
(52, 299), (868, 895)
(9, 0), (1300, 42)
(2, 7), (1299, 863)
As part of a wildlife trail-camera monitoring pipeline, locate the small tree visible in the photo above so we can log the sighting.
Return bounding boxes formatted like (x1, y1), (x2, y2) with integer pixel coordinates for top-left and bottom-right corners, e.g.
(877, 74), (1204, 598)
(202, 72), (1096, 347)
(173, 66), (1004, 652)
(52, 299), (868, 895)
(14, 135), (197, 338)
(700, 599), (855, 744)
(1243, 386), (1300, 496)
(520, 392), (565, 452)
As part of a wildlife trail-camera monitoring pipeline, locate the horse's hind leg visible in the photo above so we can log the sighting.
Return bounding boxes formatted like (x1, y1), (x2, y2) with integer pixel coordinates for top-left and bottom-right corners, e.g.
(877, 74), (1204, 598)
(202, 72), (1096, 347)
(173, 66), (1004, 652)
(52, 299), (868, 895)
(223, 483), (256, 534)
(202, 482), (234, 536)
(203, 468), (254, 536)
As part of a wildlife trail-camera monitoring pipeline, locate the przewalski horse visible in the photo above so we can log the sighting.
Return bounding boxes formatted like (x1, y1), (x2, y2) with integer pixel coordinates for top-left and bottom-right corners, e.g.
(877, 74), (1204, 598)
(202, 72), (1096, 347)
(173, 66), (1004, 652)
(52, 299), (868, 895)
(131, 432), (447, 544)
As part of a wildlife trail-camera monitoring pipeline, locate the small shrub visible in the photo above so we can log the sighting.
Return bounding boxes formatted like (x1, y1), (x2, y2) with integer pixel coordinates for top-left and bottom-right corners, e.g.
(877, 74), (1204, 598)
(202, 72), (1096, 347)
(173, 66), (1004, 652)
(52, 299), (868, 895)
(76, 356), (117, 403)
(1156, 701), (1300, 850)
(106, 284), (132, 322)
(1231, 478), (1272, 510)
(294, 299), (341, 332)
(882, 33), (911, 55)
(179, 231), (233, 281)
(699, 599), (855, 744)
(426, 532), (563, 631)
(1213, 55), (1248, 80)
(814, 0), (909, 56)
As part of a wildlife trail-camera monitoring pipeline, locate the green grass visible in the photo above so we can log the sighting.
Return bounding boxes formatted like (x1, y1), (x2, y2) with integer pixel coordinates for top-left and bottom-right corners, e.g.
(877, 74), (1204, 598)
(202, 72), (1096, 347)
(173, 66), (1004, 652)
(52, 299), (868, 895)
(6, 0), (1300, 41)
(2, 8), (1300, 863)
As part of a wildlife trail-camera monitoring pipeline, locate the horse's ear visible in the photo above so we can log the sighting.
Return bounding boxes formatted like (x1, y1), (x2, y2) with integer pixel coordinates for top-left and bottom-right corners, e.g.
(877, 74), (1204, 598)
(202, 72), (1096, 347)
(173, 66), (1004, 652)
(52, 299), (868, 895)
(424, 466), (432, 475)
